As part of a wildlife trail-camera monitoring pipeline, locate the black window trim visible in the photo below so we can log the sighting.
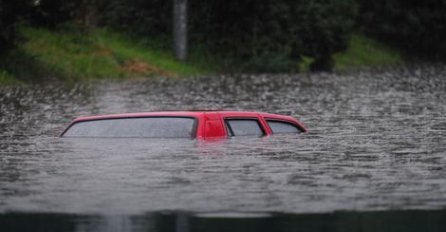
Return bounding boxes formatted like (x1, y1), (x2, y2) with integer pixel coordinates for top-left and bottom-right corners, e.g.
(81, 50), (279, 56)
(61, 116), (199, 139)
(264, 118), (304, 134)
(223, 117), (266, 137)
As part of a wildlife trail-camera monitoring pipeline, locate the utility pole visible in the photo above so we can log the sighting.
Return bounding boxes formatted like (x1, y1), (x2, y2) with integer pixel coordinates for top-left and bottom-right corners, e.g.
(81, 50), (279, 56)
(173, 0), (187, 61)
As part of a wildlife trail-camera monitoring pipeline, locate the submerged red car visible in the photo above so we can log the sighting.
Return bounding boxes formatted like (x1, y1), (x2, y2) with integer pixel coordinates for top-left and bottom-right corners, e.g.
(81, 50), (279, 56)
(61, 111), (307, 139)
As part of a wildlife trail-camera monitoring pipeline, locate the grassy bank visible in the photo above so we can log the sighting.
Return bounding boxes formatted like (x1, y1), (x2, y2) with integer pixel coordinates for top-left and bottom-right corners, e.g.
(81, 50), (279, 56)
(298, 34), (402, 72)
(0, 27), (211, 84)
(0, 70), (18, 85)
(333, 34), (402, 71)
(0, 28), (403, 85)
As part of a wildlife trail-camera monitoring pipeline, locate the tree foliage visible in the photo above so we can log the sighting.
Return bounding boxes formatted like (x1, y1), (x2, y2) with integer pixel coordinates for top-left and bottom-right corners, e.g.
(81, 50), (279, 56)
(359, 0), (446, 60)
(1, 0), (358, 71)
(101, 0), (172, 36)
(0, 0), (34, 53)
(3, 0), (446, 70)
(187, 0), (357, 71)
(18, 0), (359, 71)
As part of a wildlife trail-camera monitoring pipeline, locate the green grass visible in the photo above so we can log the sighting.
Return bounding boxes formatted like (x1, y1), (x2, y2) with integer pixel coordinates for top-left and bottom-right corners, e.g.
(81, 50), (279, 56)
(0, 28), (404, 85)
(334, 34), (402, 71)
(0, 70), (19, 85)
(19, 27), (210, 80)
(298, 56), (315, 72)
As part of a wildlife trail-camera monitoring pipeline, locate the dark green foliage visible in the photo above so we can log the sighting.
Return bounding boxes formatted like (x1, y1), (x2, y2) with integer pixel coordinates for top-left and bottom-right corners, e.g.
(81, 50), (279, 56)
(0, 49), (50, 81)
(292, 0), (357, 63)
(85, 0), (357, 72)
(30, 0), (75, 27)
(0, 0), (34, 53)
(3, 0), (446, 73)
(31, 0), (108, 28)
(101, 0), (172, 36)
(187, 0), (357, 72)
(1, 0), (358, 72)
(359, 0), (446, 60)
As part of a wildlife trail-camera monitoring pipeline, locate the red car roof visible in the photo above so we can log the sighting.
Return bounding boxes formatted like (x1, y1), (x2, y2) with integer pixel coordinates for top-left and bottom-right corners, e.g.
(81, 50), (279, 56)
(72, 111), (205, 123)
(67, 111), (307, 136)
(72, 111), (299, 122)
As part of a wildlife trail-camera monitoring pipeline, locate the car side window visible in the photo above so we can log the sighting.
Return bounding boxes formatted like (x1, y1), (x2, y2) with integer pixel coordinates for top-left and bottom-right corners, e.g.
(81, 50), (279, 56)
(225, 119), (265, 137)
(267, 120), (302, 134)
(62, 117), (196, 138)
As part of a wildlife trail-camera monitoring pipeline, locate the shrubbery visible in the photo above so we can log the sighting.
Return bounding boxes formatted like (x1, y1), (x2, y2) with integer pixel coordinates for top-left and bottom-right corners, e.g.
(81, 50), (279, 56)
(101, 0), (358, 71)
(359, 0), (446, 60)
(0, 0), (33, 53)
(1, 0), (358, 72)
(2, 0), (445, 73)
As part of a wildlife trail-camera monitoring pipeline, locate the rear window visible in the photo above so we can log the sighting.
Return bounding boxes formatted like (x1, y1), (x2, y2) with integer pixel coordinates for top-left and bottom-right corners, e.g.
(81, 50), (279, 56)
(267, 120), (302, 134)
(62, 117), (196, 138)
(225, 119), (264, 137)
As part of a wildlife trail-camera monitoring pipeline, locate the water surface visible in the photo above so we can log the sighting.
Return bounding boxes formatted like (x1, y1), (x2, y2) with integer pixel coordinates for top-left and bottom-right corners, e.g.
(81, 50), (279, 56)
(1, 65), (445, 230)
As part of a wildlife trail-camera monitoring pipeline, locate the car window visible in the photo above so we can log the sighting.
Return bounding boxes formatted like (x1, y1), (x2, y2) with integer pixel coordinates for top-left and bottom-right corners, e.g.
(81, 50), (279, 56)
(225, 119), (264, 136)
(62, 117), (196, 138)
(267, 120), (302, 134)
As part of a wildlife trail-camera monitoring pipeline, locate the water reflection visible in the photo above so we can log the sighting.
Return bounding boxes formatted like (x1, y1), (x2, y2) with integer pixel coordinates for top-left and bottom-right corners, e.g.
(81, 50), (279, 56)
(2, 210), (446, 232)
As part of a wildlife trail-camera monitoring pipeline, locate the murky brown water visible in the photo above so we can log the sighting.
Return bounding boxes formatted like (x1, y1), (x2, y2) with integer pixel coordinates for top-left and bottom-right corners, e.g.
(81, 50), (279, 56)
(1, 65), (445, 231)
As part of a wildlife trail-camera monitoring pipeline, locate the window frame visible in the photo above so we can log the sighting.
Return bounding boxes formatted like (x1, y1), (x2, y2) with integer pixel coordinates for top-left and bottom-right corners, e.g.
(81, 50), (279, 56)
(61, 116), (199, 139)
(224, 117), (266, 137)
(264, 118), (304, 134)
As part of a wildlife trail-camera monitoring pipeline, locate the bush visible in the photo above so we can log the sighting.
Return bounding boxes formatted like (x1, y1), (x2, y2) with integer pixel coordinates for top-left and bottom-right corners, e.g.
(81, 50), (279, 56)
(2, 0), (358, 72)
(188, 0), (358, 71)
(95, 0), (357, 71)
(101, 0), (171, 36)
(359, 0), (446, 60)
(292, 0), (357, 71)
(0, 0), (34, 53)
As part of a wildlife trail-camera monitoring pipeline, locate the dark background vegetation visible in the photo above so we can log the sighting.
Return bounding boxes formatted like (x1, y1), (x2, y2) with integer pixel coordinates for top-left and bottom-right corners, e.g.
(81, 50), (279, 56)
(1, 0), (445, 72)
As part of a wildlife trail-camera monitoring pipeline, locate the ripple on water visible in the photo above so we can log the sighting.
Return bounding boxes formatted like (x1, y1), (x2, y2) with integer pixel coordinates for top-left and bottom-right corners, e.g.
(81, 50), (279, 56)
(0, 65), (445, 214)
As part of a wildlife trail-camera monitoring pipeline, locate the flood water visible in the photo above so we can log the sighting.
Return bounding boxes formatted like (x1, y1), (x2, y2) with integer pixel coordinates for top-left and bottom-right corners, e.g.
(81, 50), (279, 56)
(1, 65), (445, 231)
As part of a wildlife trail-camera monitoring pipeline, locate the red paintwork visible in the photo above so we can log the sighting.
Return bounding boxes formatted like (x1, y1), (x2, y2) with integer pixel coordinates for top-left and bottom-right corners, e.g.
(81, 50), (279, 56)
(63, 111), (307, 139)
